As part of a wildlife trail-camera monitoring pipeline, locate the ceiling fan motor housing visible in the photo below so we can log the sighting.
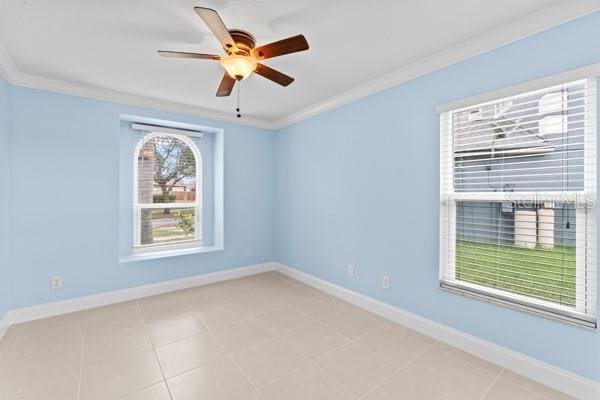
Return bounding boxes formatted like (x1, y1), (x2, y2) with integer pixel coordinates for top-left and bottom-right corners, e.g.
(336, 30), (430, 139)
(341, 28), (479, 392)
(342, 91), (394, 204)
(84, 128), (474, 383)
(227, 30), (256, 55)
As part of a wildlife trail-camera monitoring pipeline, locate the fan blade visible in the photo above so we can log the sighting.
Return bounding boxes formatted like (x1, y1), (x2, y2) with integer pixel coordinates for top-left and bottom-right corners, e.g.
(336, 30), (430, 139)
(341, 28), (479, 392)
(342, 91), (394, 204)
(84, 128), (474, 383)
(252, 34), (309, 60)
(216, 73), (236, 97)
(194, 7), (238, 52)
(255, 63), (294, 87)
(158, 51), (220, 60)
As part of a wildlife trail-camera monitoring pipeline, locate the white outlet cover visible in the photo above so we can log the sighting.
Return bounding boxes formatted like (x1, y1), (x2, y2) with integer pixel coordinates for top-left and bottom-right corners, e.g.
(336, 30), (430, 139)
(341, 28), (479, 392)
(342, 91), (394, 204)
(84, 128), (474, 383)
(382, 276), (391, 290)
(347, 265), (355, 278)
(51, 276), (63, 289)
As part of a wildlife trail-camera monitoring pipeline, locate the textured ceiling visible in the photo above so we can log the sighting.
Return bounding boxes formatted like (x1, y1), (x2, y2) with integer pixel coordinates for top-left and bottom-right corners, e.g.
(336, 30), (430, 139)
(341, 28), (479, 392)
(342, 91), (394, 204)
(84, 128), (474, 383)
(0, 0), (573, 121)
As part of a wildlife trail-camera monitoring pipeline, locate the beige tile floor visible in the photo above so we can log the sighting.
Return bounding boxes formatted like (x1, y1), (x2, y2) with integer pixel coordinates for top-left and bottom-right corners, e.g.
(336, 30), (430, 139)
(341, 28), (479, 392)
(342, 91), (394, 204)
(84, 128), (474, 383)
(0, 272), (574, 400)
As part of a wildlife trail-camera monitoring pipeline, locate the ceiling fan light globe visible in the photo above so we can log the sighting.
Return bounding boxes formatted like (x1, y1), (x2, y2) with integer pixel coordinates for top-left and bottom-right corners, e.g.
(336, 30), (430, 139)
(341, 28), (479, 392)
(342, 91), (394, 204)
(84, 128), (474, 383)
(219, 55), (257, 81)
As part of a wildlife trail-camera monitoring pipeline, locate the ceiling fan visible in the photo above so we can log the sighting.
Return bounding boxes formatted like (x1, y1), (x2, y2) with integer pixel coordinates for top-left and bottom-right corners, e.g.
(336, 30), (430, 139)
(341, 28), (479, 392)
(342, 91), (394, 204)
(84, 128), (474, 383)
(158, 7), (309, 99)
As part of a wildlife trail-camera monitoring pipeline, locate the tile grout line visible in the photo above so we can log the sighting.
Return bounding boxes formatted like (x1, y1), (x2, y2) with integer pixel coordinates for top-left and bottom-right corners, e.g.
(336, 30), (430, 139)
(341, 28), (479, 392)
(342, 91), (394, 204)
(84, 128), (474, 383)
(431, 341), (505, 376)
(239, 295), (404, 398)
(0, 329), (14, 372)
(0, 317), (85, 399)
(135, 298), (175, 400)
(137, 289), (243, 385)
(85, 302), (173, 399)
(357, 341), (441, 400)
(307, 329), (395, 399)
(279, 285), (504, 400)
(399, 343), (502, 400)
(498, 371), (569, 400)
(398, 343), (449, 388)
(0, 327), (28, 398)
(218, 279), (363, 397)
(225, 277), (451, 399)
(306, 320), (414, 398)
(181, 286), (265, 397)
(143, 292), (345, 400)
(258, 333), (355, 398)
(84, 310), (173, 399)
(0, 325), (24, 383)
(479, 368), (505, 400)
(75, 313), (89, 400)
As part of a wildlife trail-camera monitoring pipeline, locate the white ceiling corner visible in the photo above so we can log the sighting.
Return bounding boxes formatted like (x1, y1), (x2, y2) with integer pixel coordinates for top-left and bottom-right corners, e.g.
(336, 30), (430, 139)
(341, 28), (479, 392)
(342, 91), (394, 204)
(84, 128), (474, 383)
(0, 0), (598, 131)
(0, 40), (18, 83)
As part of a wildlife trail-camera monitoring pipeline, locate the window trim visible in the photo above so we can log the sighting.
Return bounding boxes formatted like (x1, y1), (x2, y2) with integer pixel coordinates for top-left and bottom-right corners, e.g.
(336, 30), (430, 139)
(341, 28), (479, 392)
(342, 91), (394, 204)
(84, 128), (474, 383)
(438, 73), (598, 328)
(132, 132), (203, 253)
(439, 280), (596, 328)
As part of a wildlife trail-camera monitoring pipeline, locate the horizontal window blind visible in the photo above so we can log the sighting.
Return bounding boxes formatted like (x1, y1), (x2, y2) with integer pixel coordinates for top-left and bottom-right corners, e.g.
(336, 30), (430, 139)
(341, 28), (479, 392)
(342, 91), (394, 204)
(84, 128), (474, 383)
(440, 78), (597, 327)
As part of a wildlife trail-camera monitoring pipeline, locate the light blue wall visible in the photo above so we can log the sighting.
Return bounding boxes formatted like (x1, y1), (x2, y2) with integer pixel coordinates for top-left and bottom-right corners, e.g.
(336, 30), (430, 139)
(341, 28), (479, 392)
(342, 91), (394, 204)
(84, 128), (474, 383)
(0, 76), (11, 320)
(8, 86), (275, 309)
(275, 11), (600, 381)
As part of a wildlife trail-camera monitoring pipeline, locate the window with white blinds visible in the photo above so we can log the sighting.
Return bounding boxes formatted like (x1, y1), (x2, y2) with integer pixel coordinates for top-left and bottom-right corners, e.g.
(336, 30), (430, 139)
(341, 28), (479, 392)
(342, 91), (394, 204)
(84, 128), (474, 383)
(133, 132), (202, 252)
(439, 78), (597, 327)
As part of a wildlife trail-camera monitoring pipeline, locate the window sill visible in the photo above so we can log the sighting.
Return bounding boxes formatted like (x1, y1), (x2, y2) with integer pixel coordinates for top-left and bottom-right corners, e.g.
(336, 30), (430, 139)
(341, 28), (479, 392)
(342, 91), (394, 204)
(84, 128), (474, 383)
(119, 245), (223, 263)
(440, 280), (597, 329)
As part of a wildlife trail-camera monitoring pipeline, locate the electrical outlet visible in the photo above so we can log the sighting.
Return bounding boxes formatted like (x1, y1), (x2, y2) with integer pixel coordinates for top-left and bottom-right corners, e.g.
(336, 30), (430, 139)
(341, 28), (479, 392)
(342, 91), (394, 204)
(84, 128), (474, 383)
(382, 275), (391, 290)
(244, 248), (251, 256)
(347, 265), (355, 278)
(51, 276), (63, 289)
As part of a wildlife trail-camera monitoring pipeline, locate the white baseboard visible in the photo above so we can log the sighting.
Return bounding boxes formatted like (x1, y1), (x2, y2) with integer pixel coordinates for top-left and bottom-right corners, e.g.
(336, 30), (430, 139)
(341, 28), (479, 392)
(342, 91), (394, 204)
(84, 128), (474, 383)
(0, 315), (8, 341)
(275, 263), (600, 400)
(1, 262), (276, 331)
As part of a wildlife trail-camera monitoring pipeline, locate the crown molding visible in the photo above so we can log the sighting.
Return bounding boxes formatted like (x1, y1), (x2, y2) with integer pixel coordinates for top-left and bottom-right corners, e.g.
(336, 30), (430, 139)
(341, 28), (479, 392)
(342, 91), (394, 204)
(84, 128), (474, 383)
(1, 2), (599, 131)
(271, 1), (600, 129)
(0, 42), (276, 130)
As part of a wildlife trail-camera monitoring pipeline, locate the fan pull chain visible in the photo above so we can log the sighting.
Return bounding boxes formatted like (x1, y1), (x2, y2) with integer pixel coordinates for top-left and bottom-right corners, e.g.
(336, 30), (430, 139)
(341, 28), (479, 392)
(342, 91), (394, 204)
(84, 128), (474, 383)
(236, 83), (242, 118)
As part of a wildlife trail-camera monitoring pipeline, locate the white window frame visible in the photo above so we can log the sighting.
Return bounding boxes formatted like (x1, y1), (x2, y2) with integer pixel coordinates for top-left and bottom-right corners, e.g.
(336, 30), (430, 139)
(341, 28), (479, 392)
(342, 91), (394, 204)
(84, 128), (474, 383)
(438, 70), (598, 328)
(132, 132), (203, 253)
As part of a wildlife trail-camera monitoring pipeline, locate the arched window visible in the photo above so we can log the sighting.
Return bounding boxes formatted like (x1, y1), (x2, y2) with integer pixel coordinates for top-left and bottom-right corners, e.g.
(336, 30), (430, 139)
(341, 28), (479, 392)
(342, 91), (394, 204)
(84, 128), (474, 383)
(134, 133), (202, 249)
